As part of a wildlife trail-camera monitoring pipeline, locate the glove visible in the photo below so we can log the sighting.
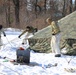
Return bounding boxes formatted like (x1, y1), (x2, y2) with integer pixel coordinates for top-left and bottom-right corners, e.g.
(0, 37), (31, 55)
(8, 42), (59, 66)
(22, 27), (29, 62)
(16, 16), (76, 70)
(4, 34), (6, 37)
(22, 42), (24, 45)
(18, 35), (20, 38)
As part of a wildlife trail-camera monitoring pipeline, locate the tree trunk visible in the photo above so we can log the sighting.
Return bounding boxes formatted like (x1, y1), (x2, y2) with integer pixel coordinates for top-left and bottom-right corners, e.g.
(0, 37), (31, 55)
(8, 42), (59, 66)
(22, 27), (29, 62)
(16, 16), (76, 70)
(4, 0), (11, 27)
(13, 0), (20, 25)
(8, 0), (11, 27)
(69, 0), (72, 13)
(44, 0), (46, 13)
(62, 0), (66, 17)
(74, 0), (76, 10)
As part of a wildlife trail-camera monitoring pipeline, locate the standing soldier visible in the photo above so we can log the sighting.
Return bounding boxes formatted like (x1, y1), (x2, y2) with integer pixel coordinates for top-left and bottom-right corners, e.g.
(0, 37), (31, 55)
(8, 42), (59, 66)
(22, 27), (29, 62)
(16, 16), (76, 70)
(0, 25), (6, 49)
(46, 18), (61, 57)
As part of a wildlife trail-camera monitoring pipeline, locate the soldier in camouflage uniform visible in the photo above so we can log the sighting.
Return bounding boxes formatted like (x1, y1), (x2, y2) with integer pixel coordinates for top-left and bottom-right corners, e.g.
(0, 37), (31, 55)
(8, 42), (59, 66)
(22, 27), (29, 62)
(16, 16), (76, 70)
(0, 25), (6, 49)
(18, 26), (37, 45)
(46, 18), (61, 57)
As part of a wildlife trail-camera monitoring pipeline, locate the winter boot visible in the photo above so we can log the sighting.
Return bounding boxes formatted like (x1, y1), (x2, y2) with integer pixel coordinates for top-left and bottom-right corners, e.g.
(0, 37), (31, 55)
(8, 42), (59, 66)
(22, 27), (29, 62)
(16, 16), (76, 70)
(55, 54), (61, 57)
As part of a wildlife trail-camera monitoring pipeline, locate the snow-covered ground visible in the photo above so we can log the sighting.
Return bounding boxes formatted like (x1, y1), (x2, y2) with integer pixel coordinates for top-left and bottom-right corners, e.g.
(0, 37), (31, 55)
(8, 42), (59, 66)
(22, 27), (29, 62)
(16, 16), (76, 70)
(0, 28), (76, 75)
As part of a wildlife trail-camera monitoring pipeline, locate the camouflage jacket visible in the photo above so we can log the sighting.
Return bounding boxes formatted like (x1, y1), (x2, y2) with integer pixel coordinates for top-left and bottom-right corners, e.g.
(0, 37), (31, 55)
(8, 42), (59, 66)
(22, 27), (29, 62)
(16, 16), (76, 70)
(50, 21), (60, 35)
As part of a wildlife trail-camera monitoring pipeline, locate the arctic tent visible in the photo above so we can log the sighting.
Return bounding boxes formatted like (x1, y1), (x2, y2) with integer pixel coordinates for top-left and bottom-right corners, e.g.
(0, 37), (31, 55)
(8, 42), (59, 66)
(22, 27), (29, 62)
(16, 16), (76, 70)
(28, 11), (76, 55)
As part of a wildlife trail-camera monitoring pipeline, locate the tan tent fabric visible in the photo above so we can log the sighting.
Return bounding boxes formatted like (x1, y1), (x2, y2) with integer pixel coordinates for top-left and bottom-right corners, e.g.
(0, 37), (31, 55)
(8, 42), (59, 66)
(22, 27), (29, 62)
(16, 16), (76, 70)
(58, 11), (76, 39)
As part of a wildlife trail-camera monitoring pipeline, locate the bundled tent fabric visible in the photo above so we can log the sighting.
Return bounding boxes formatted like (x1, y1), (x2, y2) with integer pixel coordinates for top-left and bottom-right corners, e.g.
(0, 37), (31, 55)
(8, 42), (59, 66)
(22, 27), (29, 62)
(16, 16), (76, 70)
(61, 38), (76, 55)
(28, 26), (52, 53)
(28, 11), (76, 55)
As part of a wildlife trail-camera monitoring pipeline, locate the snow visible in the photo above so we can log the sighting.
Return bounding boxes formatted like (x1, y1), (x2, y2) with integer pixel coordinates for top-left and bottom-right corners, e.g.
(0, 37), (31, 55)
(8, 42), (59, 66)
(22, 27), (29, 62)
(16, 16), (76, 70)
(0, 28), (76, 75)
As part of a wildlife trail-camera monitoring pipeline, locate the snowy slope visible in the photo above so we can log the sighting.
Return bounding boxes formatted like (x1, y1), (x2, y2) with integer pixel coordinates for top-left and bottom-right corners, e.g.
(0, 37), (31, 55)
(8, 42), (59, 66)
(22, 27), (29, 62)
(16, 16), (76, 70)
(0, 28), (76, 75)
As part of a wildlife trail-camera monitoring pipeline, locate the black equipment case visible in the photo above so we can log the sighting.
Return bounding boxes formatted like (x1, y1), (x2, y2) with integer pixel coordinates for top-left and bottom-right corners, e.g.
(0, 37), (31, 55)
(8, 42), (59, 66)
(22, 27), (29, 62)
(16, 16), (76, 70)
(16, 48), (30, 64)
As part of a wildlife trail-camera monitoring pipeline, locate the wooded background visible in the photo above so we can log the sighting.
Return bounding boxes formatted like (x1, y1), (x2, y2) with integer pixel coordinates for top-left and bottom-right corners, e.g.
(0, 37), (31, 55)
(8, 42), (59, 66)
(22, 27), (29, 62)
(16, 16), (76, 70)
(0, 0), (76, 29)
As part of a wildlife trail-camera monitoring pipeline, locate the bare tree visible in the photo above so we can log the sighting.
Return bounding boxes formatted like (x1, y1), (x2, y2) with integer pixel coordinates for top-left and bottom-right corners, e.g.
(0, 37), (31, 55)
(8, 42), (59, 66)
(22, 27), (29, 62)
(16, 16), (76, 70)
(62, 0), (66, 17)
(74, 0), (76, 10)
(13, 0), (20, 25)
(69, 0), (73, 13)
(8, 0), (11, 26)
(4, 0), (11, 27)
